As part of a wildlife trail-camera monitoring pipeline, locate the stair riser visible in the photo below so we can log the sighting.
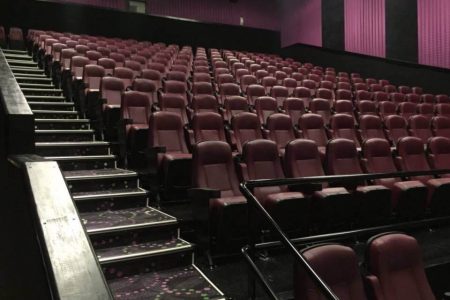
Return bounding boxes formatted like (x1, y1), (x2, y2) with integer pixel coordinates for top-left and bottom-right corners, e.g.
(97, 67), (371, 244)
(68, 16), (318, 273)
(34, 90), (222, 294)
(4, 55), (32, 61)
(33, 112), (78, 119)
(29, 104), (74, 111)
(35, 122), (90, 130)
(75, 195), (147, 213)
(16, 78), (51, 84)
(56, 159), (116, 171)
(23, 90), (63, 96)
(67, 177), (139, 194)
(35, 133), (94, 142)
(7, 61), (37, 67)
(91, 225), (179, 251)
(36, 145), (110, 157)
(12, 71), (46, 76)
(27, 96), (67, 102)
(20, 83), (54, 89)
(102, 252), (193, 280)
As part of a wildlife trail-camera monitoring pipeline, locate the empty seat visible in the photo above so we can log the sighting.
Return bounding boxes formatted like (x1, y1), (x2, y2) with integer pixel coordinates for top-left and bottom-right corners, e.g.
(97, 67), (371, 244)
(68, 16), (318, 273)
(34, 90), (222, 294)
(114, 67), (134, 88)
(83, 64), (105, 92)
(391, 92), (407, 105)
(398, 85), (412, 94)
(326, 138), (391, 224)
(283, 77), (297, 96)
(398, 102), (417, 120)
(166, 70), (188, 83)
(240, 75), (257, 94)
(421, 94), (435, 104)
(189, 95), (219, 117)
(192, 112), (227, 144)
(397, 136), (450, 214)
(366, 233), (435, 300)
(101, 76), (125, 109)
(310, 98), (332, 125)
(362, 138), (427, 218)
(142, 69), (162, 90)
(193, 72), (212, 83)
(436, 103), (450, 119)
(132, 78), (157, 106)
(98, 58), (116, 76)
(357, 100), (378, 118)
(417, 103), (435, 122)
(192, 82), (214, 96)
(298, 114), (329, 158)
(412, 86), (423, 95)
(70, 56), (90, 80)
(159, 94), (189, 125)
(427, 137), (450, 177)
(293, 86), (312, 109)
(436, 94), (450, 104)
(359, 115), (387, 142)
(231, 112), (262, 154)
(407, 93), (421, 104)
(432, 116), (450, 139)
(373, 91), (389, 103)
(329, 114), (361, 147)
(242, 140), (307, 231)
(265, 113), (296, 154)
(294, 244), (367, 300)
(384, 115), (409, 146)
(334, 100), (356, 123)
(223, 96), (249, 123)
(302, 79), (317, 97)
(271, 86), (289, 107)
(355, 90), (373, 102)
(255, 96), (278, 125)
(283, 98), (305, 126)
(409, 115), (432, 144)
(379, 101), (397, 119)
(336, 89), (352, 101)
(262, 76), (277, 94)
(218, 83), (241, 106)
(247, 84), (266, 106)
(161, 80), (189, 105)
(191, 141), (247, 249)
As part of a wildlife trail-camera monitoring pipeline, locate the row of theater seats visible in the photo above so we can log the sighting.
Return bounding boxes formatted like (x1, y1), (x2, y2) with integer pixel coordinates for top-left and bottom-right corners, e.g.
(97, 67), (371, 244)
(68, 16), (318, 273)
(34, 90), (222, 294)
(295, 232), (436, 300)
(0, 26), (24, 49)
(190, 136), (450, 246)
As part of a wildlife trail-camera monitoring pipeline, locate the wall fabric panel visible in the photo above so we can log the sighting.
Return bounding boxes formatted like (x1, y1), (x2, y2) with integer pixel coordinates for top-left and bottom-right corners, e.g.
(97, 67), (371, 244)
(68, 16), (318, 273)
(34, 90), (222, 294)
(280, 0), (322, 48)
(418, 0), (450, 69)
(344, 0), (386, 58)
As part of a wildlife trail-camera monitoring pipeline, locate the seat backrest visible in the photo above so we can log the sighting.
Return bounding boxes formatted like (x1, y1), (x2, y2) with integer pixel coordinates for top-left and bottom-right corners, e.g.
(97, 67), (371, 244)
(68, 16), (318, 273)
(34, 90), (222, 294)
(417, 103), (434, 121)
(132, 78), (157, 106)
(223, 96), (249, 123)
(373, 91), (389, 103)
(83, 64), (105, 91)
(231, 112), (263, 154)
(219, 83), (241, 105)
(409, 115), (432, 144)
(336, 89), (352, 101)
(398, 102), (417, 120)
(421, 94), (435, 104)
(359, 115), (387, 142)
(101, 76), (125, 107)
(122, 91), (150, 126)
(310, 98), (331, 124)
(283, 98), (305, 125)
(436, 103), (450, 118)
(191, 95), (218, 115)
(436, 94), (450, 104)
(114, 67), (134, 88)
(326, 138), (363, 175)
(357, 100), (377, 117)
(110, 52), (126, 67)
(247, 84), (266, 106)
(362, 138), (399, 186)
(397, 136), (432, 183)
(240, 75), (257, 93)
(159, 94), (188, 125)
(428, 137), (450, 170)
(432, 116), (450, 139)
(294, 86), (313, 108)
(334, 100), (355, 120)
(271, 86), (289, 106)
(407, 93), (421, 104)
(295, 244), (367, 300)
(398, 86), (412, 94)
(149, 111), (188, 153)
(70, 55), (90, 79)
(266, 113), (295, 152)
(384, 115), (409, 146)
(284, 139), (325, 178)
(255, 96), (278, 125)
(98, 58), (116, 75)
(390, 92), (406, 104)
(192, 112), (227, 143)
(192, 141), (241, 197)
(330, 114), (360, 147)
(299, 114), (329, 147)
(242, 139), (286, 196)
(192, 82), (214, 96)
(355, 90), (372, 101)
(379, 101), (397, 119)
(366, 233), (434, 300)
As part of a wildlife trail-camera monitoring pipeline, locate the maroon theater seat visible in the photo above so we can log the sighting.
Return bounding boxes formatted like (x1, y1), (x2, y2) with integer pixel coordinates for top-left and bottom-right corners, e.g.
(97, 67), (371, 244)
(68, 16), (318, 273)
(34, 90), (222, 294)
(242, 140), (307, 231)
(436, 103), (450, 119)
(192, 112), (227, 145)
(384, 115), (409, 146)
(240, 75), (257, 94)
(101, 76), (125, 110)
(298, 114), (329, 158)
(254, 96), (278, 125)
(223, 96), (249, 123)
(359, 115), (387, 142)
(293, 86), (312, 109)
(378, 101), (397, 119)
(142, 69), (162, 90)
(98, 58), (116, 76)
(310, 98), (332, 125)
(366, 233), (435, 300)
(436, 94), (450, 104)
(121, 91), (151, 153)
(398, 102), (417, 121)
(161, 80), (189, 105)
(271, 86), (289, 107)
(231, 112), (263, 154)
(132, 78), (157, 107)
(329, 114), (361, 147)
(295, 244), (367, 300)
(113, 67), (134, 89)
(417, 103), (435, 122)
(283, 98), (305, 126)
(218, 83), (241, 106)
(362, 138), (427, 218)
(265, 113), (296, 155)
(326, 138), (391, 224)
(159, 94), (189, 125)
(432, 116), (450, 139)
(409, 115), (433, 144)
(247, 84), (266, 106)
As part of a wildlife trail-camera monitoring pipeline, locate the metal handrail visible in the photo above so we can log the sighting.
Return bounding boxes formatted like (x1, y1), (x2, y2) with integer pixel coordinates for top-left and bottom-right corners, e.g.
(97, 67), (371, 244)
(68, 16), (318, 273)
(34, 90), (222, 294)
(240, 168), (450, 300)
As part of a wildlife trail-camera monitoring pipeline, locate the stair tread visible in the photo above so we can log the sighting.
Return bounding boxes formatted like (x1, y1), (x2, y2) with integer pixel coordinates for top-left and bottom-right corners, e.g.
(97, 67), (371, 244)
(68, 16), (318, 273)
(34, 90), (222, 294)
(64, 168), (136, 179)
(72, 187), (146, 200)
(35, 129), (94, 134)
(81, 206), (176, 234)
(108, 265), (225, 300)
(27, 95), (65, 98)
(15, 76), (51, 80)
(36, 141), (109, 147)
(97, 238), (192, 264)
(45, 154), (115, 161)
(28, 101), (73, 105)
(35, 119), (90, 123)
(32, 109), (78, 114)
(22, 88), (63, 91)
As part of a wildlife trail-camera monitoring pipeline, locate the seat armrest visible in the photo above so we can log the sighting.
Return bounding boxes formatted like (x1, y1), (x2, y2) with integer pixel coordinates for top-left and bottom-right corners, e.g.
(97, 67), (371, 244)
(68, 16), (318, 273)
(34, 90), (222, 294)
(365, 275), (385, 300)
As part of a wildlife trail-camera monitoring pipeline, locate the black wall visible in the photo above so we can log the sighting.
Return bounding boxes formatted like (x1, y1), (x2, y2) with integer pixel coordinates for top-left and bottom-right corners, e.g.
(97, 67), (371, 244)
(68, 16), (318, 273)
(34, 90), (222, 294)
(281, 43), (450, 95)
(0, 0), (280, 53)
(386, 0), (418, 63)
(322, 0), (344, 51)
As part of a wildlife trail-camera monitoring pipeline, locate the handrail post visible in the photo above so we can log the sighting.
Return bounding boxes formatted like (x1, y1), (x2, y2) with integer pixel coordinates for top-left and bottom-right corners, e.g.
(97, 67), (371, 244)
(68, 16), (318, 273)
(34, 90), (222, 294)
(247, 185), (257, 300)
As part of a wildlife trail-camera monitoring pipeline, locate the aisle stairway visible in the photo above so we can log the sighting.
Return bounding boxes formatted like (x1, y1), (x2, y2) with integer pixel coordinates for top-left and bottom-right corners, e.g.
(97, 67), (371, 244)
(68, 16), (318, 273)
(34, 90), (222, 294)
(3, 49), (225, 300)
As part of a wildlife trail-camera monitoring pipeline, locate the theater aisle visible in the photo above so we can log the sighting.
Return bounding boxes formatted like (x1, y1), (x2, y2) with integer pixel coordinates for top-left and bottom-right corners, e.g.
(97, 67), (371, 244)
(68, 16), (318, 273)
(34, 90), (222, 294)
(3, 48), (225, 300)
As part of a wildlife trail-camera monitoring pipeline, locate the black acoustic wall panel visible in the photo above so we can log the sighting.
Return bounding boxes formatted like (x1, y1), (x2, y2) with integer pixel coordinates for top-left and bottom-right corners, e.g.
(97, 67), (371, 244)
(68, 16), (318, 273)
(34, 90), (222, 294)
(322, 0), (345, 51)
(386, 0), (418, 63)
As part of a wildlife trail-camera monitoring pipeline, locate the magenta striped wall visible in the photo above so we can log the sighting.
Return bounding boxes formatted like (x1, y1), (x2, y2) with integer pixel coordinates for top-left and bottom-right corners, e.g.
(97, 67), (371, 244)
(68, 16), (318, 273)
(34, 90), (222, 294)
(280, 0), (322, 48)
(344, 0), (386, 58)
(418, 0), (450, 69)
(54, 0), (279, 31)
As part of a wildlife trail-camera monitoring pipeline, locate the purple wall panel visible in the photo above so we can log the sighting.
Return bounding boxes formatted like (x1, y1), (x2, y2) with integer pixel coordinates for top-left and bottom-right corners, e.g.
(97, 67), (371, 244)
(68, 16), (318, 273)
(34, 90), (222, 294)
(280, 0), (322, 48)
(148, 0), (279, 30)
(55, 0), (279, 31)
(344, 0), (385, 58)
(56, 0), (126, 10)
(418, 0), (450, 69)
